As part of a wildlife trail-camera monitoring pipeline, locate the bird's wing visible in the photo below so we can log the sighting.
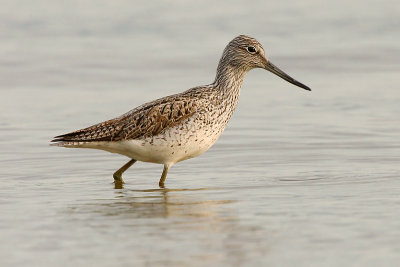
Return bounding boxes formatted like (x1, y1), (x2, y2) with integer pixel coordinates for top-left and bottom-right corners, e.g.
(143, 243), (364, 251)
(51, 92), (201, 144)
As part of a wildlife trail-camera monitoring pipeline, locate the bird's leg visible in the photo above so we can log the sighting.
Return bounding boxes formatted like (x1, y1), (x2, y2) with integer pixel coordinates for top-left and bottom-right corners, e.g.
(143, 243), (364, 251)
(159, 164), (171, 188)
(113, 159), (137, 183)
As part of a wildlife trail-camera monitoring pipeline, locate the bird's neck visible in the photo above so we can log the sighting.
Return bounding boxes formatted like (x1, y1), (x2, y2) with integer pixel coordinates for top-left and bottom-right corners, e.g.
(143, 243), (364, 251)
(212, 63), (248, 95)
(209, 63), (249, 118)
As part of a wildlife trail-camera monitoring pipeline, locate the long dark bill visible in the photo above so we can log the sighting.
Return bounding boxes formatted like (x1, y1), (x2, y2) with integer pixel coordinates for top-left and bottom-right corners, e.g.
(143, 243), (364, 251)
(265, 61), (311, 91)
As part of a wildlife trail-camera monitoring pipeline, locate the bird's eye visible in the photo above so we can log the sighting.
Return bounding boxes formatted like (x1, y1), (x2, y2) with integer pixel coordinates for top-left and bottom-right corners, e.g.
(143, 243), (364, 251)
(246, 46), (257, 54)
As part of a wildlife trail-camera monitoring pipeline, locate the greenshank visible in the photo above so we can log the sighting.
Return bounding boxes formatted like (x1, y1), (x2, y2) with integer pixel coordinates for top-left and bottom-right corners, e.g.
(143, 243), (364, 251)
(52, 35), (311, 187)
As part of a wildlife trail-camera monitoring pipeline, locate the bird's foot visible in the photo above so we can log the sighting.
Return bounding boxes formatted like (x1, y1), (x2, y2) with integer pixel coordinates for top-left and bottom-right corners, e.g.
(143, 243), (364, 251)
(114, 180), (124, 189)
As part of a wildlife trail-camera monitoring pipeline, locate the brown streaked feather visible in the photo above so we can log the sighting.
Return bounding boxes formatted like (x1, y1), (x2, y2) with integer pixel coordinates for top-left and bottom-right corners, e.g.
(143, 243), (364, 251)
(51, 89), (203, 144)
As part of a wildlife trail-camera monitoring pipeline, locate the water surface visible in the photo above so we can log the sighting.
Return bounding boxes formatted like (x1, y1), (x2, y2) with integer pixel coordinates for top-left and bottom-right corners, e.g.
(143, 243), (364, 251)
(1, 1), (400, 266)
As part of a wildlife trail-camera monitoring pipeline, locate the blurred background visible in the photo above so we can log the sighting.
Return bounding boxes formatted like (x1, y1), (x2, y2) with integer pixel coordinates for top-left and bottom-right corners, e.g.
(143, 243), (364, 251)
(1, 1), (399, 266)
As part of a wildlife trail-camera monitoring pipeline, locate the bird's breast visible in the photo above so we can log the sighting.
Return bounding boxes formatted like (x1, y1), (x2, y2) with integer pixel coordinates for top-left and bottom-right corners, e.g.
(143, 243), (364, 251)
(112, 113), (227, 164)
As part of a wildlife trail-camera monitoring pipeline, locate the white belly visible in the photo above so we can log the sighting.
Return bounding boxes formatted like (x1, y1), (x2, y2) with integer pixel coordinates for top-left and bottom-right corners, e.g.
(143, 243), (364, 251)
(74, 119), (225, 165)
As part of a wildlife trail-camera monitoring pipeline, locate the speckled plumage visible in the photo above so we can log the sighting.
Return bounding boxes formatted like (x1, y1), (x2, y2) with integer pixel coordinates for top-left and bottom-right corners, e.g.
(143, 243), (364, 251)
(52, 35), (311, 186)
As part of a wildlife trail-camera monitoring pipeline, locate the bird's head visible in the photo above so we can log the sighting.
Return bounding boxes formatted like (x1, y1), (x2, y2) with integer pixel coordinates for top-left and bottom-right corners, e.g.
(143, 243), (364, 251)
(219, 35), (311, 91)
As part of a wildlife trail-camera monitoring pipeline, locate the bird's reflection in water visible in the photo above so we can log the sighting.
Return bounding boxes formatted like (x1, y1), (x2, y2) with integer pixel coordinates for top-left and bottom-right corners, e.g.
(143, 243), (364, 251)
(68, 183), (268, 266)
(77, 182), (235, 221)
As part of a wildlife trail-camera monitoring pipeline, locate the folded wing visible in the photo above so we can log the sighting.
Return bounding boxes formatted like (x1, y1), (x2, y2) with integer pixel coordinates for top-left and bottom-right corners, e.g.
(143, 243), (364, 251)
(51, 94), (200, 145)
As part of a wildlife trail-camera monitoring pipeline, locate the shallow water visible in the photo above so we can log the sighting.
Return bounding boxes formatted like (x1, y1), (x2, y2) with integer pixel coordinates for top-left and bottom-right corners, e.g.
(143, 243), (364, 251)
(1, 1), (400, 266)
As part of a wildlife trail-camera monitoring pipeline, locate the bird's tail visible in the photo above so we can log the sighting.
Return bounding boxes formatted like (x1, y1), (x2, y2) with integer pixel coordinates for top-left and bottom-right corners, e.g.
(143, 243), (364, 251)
(51, 119), (123, 147)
